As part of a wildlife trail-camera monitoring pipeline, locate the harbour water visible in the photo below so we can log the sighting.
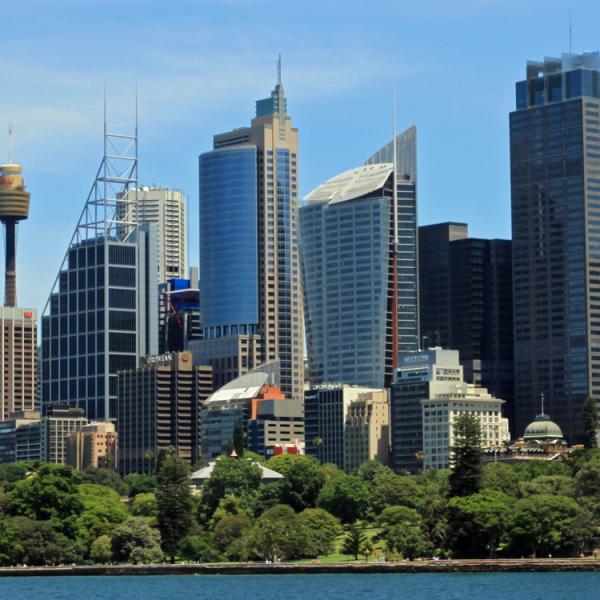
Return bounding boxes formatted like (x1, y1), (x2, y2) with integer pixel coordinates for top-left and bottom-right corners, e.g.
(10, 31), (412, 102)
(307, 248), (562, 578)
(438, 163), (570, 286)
(1, 573), (599, 599)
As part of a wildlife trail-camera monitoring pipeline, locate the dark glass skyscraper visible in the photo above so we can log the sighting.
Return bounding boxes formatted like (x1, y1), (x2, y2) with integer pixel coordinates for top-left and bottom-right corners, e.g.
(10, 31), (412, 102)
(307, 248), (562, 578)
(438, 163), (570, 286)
(511, 52), (600, 441)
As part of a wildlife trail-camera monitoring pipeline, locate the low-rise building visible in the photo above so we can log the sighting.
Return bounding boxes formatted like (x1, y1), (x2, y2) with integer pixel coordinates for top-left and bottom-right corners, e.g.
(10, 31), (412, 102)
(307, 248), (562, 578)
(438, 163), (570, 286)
(422, 385), (509, 469)
(0, 410), (41, 463)
(66, 421), (118, 470)
(304, 385), (388, 470)
(42, 406), (88, 464)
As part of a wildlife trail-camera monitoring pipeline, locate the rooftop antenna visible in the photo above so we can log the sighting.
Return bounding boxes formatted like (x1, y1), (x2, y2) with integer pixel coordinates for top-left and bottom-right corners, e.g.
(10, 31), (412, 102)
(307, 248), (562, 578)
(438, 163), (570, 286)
(569, 13), (573, 54)
(392, 80), (398, 247)
(540, 391), (545, 416)
(7, 126), (13, 164)
(277, 53), (282, 87)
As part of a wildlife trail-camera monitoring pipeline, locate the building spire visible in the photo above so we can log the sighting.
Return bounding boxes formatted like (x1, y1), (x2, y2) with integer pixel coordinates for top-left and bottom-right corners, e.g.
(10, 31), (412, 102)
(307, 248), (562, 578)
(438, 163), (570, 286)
(540, 391), (545, 416)
(8, 126), (13, 164)
(277, 53), (282, 86)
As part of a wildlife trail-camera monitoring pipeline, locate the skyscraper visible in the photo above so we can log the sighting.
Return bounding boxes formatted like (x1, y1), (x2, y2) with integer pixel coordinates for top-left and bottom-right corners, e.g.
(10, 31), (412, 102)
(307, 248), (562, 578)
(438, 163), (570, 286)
(41, 121), (158, 420)
(0, 139), (37, 420)
(118, 186), (186, 284)
(300, 126), (418, 389)
(510, 52), (600, 441)
(197, 59), (303, 400)
(419, 223), (514, 426)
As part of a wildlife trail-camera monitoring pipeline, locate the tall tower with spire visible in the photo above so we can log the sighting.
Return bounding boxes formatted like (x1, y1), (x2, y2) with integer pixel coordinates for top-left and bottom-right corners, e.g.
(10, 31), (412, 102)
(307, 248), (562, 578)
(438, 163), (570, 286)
(0, 130), (37, 420)
(0, 128), (31, 307)
(195, 57), (304, 402)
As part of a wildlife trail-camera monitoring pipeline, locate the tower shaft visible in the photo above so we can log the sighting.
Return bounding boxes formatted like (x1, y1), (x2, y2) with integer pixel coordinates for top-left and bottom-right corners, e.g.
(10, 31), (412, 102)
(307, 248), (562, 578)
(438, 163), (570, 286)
(4, 219), (16, 307)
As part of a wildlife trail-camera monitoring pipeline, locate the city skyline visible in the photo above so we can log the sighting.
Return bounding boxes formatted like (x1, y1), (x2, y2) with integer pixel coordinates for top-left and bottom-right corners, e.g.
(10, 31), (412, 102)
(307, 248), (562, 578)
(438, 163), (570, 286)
(2, 0), (596, 311)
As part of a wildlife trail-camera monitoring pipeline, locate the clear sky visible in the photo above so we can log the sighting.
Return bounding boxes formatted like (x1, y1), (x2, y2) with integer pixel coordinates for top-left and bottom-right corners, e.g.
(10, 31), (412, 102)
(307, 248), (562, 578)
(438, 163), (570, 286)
(1, 0), (598, 310)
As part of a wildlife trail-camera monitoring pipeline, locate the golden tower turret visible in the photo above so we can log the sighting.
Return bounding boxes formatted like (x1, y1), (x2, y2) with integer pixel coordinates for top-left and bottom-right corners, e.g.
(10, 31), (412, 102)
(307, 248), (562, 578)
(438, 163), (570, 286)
(0, 129), (30, 306)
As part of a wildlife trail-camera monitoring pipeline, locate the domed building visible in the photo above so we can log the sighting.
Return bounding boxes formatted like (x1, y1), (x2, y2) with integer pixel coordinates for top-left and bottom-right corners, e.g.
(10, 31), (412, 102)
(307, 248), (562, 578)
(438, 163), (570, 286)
(523, 413), (564, 442)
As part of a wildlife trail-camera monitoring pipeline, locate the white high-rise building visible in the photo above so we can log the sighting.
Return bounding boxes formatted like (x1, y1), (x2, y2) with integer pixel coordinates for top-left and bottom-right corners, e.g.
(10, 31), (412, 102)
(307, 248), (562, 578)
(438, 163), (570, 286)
(119, 187), (186, 283)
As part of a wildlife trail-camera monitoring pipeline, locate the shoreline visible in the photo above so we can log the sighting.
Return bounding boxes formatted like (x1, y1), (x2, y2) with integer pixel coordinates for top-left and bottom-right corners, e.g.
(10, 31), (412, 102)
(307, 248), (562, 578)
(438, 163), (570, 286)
(1, 559), (600, 576)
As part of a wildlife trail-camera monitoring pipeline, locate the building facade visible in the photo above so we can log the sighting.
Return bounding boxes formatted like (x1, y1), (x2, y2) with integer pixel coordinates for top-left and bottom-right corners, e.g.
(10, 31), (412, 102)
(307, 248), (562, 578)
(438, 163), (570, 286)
(41, 228), (158, 420)
(419, 224), (514, 427)
(301, 160), (417, 389)
(0, 410), (41, 463)
(119, 187), (186, 284)
(42, 405), (88, 464)
(117, 351), (212, 474)
(198, 67), (303, 400)
(422, 386), (509, 470)
(0, 307), (37, 420)
(510, 52), (600, 441)
(247, 397), (304, 457)
(66, 421), (118, 470)
(304, 385), (387, 470)
(343, 392), (390, 473)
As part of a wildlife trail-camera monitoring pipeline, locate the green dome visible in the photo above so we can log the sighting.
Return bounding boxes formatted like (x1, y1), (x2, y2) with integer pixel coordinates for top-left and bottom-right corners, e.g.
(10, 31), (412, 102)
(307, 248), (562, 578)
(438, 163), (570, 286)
(523, 414), (564, 441)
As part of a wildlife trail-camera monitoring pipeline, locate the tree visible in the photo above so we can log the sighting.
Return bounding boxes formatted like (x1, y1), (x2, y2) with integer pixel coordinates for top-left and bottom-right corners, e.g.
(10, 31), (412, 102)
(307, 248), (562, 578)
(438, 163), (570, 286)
(356, 460), (394, 482)
(81, 467), (128, 496)
(574, 457), (600, 499)
(1, 517), (76, 566)
(317, 475), (369, 524)
(213, 513), (252, 560)
(74, 483), (130, 553)
(131, 492), (158, 518)
(368, 472), (420, 515)
(3, 464), (83, 535)
(520, 475), (574, 498)
(360, 538), (374, 562)
(156, 450), (193, 562)
(375, 505), (431, 560)
(341, 524), (366, 560)
(90, 535), (112, 564)
(298, 508), (342, 557)
(246, 505), (309, 562)
(111, 517), (163, 564)
(448, 413), (482, 497)
(179, 533), (217, 562)
(265, 455), (326, 512)
(506, 494), (581, 558)
(229, 422), (245, 457)
(124, 473), (156, 497)
(481, 463), (520, 497)
(200, 458), (262, 519)
(447, 489), (511, 558)
(583, 396), (599, 449)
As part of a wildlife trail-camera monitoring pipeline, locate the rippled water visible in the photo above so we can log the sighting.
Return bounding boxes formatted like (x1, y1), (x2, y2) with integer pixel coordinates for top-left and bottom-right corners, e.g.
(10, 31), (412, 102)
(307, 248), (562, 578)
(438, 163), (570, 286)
(1, 573), (599, 600)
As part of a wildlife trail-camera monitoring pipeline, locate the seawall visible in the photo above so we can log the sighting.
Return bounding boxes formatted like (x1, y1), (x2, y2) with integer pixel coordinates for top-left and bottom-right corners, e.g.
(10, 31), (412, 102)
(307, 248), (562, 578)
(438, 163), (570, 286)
(1, 559), (600, 576)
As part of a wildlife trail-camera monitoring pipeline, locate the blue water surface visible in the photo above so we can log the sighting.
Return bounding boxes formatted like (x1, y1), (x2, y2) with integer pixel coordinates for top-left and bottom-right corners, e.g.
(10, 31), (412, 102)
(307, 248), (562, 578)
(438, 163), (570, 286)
(0, 573), (599, 600)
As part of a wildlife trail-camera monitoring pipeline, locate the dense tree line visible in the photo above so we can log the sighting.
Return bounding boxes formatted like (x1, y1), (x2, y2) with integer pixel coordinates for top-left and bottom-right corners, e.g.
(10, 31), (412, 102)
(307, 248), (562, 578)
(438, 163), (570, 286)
(0, 431), (599, 565)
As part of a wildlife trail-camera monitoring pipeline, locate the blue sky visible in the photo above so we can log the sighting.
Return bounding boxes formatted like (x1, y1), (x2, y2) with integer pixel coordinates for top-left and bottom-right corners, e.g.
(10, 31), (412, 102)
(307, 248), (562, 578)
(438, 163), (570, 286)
(1, 0), (598, 309)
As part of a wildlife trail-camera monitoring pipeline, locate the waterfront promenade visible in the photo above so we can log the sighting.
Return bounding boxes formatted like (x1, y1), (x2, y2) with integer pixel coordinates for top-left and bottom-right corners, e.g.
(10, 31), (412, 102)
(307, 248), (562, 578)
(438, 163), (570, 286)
(1, 559), (600, 576)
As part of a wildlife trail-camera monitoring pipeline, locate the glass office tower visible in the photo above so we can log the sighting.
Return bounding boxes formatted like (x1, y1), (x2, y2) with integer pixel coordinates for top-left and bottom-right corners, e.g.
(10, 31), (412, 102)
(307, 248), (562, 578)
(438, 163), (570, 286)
(198, 69), (303, 401)
(510, 52), (600, 441)
(301, 162), (417, 388)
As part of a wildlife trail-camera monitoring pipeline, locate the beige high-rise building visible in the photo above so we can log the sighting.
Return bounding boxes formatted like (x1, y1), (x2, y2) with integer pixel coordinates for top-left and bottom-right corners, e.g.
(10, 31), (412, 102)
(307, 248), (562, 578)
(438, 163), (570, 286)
(0, 307), (37, 420)
(198, 59), (303, 401)
(67, 421), (118, 470)
(42, 405), (88, 464)
(344, 391), (390, 473)
(119, 187), (186, 283)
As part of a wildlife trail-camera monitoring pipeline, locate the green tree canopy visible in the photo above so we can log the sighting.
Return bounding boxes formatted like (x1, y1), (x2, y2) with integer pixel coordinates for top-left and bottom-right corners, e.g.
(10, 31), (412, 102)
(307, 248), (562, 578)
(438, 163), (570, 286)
(265, 455), (326, 512)
(200, 457), (262, 519)
(213, 513), (252, 560)
(506, 494), (581, 558)
(520, 475), (574, 498)
(81, 467), (128, 496)
(89, 534), (112, 564)
(179, 533), (217, 562)
(368, 472), (420, 515)
(246, 504), (309, 562)
(356, 460), (394, 482)
(481, 463), (521, 497)
(317, 474), (369, 524)
(298, 508), (342, 557)
(124, 473), (156, 497)
(447, 489), (511, 558)
(156, 450), (193, 562)
(130, 492), (158, 518)
(340, 524), (366, 560)
(111, 517), (163, 564)
(448, 413), (482, 497)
